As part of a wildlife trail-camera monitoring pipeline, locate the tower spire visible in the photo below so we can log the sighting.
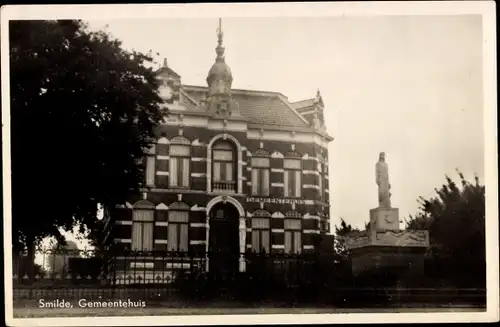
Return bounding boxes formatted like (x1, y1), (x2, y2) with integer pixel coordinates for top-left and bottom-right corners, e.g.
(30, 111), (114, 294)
(206, 18), (233, 95)
(218, 18), (222, 43)
(215, 18), (225, 62)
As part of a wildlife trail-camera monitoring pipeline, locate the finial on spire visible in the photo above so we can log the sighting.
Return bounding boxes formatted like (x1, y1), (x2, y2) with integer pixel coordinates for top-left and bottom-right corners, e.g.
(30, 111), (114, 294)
(163, 58), (168, 68)
(217, 18), (223, 44)
(215, 18), (225, 62)
(314, 88), (323, 107)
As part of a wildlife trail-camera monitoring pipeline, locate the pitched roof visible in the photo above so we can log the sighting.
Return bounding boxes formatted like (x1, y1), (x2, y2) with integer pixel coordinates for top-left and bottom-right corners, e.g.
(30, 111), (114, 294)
(182, 85), (311, 128)
(291, 98), (315, 111)
(156, 66), (181, 79)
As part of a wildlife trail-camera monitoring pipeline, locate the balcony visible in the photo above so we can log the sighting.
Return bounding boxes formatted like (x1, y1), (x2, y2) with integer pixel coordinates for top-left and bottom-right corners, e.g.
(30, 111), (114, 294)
(212, 180), (236, 193)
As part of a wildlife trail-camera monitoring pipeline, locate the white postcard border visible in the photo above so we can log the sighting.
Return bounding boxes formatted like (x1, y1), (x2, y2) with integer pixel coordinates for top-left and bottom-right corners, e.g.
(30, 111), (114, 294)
(2, 1), (498, 325)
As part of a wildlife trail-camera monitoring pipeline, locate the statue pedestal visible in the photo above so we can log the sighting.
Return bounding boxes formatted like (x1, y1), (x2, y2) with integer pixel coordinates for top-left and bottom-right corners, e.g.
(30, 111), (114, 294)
(345, 206), (430, 284)
(370, 207), (400, 231)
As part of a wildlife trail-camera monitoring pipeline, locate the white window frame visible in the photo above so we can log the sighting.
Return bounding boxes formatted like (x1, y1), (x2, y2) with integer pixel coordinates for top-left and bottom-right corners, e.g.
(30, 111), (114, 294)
(212, 141), (237, 191)
(251, 216), (271, 253)
(169, 144), (191, 188)
(284, 158), (302, 198)
(251, 157), (270, 196)
(131, 209), (155, 251)
(167, 210), (189, 252)
(284, 218), (302, 254)
(145, 144), (156, 187)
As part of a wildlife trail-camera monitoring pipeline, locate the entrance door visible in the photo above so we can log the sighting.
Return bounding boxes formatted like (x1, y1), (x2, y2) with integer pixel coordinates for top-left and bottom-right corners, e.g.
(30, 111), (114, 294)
(208, 202), (240, 276)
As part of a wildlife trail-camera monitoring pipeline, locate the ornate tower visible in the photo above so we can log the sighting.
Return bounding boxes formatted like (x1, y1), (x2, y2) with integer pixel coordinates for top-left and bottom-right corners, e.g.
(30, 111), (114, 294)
(207, 18), (233, 96)
(204, 18), (240, 118)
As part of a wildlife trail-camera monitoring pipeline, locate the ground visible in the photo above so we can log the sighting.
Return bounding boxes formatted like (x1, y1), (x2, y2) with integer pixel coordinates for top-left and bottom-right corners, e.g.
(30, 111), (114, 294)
(12, 304), (485, 318)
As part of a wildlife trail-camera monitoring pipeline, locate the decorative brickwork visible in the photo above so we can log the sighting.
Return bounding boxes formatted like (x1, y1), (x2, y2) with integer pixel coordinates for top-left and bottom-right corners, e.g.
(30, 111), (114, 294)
(102, 23), (334, 273)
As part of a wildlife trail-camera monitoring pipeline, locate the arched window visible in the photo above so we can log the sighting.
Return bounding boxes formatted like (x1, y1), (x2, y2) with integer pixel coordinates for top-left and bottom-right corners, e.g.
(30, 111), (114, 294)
(284, 152), (302, 198)
(212, 140), (237, 192)
(251, 149), (270, 196)
(169, 136), (191, 188)
(284, 211), (302, 254)
(167, 202), (190, 252)
(251, 210), (271, 253)
(132, 200), (155, 251)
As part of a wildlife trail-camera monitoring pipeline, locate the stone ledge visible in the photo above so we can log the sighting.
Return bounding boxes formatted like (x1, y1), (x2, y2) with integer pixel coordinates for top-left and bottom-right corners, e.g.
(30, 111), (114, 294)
(346, 229), (429, 250)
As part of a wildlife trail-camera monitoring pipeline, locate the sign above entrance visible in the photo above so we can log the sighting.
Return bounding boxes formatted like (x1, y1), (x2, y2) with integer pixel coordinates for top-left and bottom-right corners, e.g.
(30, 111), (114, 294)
(246, 197), (305, 205)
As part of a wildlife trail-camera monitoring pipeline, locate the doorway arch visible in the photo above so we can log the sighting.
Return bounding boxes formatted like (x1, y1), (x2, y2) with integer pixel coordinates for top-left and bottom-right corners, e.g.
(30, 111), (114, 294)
(205, 196), (246, 274)
(207, 201), (240, 275)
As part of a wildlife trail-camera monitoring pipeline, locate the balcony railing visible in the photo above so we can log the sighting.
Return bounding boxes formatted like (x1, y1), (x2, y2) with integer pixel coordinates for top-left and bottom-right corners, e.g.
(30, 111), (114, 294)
(212, 180), (236, 192)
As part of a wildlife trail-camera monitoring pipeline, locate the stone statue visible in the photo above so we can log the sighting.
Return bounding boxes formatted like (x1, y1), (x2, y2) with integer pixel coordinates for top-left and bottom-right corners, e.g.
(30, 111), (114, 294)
(312, 113), (321, 129)
(376, 152), (391, 208)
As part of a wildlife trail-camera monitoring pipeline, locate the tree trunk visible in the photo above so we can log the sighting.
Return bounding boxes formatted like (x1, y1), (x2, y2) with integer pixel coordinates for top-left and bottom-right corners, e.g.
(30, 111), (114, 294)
(26, 237), (36, 283)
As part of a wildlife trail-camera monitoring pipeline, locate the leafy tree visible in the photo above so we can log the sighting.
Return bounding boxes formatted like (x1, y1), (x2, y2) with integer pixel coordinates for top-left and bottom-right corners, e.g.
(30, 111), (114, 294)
(333, 218), (362, 257)
(10, 20), (165, 273)
(335, 218), (359, 236)
(405, 171), (485, 288)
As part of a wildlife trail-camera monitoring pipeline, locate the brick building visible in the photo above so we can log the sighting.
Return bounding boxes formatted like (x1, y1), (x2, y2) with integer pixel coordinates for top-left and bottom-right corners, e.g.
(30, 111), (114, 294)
(102, 21), (333, 276)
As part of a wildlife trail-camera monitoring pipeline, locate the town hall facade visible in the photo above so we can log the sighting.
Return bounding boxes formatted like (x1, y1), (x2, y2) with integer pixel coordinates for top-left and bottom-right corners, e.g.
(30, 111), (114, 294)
(101, 21), (333, 277)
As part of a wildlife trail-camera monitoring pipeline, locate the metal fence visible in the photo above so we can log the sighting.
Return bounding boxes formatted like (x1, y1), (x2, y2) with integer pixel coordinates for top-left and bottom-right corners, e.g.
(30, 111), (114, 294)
(12, 248), (486, 308)
(12, 248), (336, 284)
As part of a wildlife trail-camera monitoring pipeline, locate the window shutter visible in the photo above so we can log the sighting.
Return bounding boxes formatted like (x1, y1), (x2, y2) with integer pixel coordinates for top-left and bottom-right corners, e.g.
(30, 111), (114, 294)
(132, 223), (143, 251)
(225, 163), (233, 181)
(284, 232), (292, 253)
(295, 171), (301, 197)
(262, 169), (270, 196)
(169, 158), (178, 187)
(146, 156), (155, 187)
(294, 231), (302, 253)
(180, 224), (189, 251)
(182, 158), (190, 187)
(251, 169), (259, 195)
(213, 162), (221, 181)
(143, 222), (154, 251)
(262, 230), (270, 253)
(167, 225), (177, 251)
(251, 231), (260, 252)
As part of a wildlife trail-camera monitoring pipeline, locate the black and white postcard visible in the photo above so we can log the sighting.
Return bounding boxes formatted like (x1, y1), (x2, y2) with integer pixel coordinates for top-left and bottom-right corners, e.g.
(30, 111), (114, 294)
(2, 2), (498, 325)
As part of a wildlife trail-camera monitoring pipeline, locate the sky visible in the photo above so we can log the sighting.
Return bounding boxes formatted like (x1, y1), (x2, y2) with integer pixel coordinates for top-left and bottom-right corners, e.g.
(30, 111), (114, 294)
(80, 15), (485, 232)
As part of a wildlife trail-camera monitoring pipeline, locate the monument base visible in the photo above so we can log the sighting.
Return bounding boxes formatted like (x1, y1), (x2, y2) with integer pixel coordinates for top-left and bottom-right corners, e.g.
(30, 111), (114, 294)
(349, 246), (427, 283)
(370, 207), (400, 231)
(345, 205), (429, 285)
